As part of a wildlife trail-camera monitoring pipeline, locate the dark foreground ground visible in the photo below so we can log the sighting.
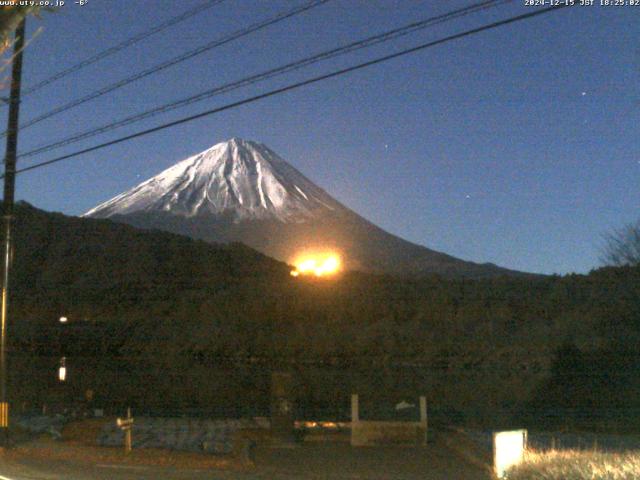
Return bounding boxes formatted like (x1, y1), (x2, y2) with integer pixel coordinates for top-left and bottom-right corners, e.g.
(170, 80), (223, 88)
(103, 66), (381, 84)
(0, 434), (492, 480)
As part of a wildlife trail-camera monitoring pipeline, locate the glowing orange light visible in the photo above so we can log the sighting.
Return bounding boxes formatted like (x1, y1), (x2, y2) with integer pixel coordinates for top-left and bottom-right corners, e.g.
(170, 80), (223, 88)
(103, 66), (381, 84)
(290, 253), (341, 277)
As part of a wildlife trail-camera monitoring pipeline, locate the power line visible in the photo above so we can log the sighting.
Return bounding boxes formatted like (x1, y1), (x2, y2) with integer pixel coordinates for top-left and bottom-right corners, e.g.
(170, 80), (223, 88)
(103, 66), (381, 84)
(20, 0), (511, 160)
(20, 0), (226, 98)
(4, 0), (331, 135)
(7, 4), (571, 178)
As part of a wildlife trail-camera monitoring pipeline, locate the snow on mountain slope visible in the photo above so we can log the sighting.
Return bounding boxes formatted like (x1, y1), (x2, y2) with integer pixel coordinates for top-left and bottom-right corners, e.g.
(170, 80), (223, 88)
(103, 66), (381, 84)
(85, 138), (344, 222)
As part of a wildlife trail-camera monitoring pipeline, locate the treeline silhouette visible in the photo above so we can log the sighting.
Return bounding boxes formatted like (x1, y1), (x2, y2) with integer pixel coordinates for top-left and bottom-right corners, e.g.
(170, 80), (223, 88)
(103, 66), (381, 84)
(5, 203), (640, 430)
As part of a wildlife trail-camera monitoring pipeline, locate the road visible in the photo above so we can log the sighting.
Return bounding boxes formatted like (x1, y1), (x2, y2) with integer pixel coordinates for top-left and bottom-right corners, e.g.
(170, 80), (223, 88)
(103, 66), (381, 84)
(0, 437), (492, 479)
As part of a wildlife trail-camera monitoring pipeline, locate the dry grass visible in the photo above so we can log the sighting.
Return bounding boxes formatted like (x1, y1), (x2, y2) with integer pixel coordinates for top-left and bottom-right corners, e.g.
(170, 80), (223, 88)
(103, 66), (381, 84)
(506, 449), (640, 480)
(6, 436), (243, 470)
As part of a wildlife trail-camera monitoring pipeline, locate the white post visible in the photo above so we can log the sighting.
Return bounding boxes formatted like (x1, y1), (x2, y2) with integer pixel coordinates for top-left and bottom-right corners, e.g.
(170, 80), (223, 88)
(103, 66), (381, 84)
(351, 394), (359, 423)
(419, 396), (427, 445)
(419, 396), (427, 423)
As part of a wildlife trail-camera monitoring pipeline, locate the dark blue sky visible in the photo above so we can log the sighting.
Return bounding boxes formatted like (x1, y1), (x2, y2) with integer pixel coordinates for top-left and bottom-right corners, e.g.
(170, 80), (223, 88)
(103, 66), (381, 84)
(11, 0), (639, 275)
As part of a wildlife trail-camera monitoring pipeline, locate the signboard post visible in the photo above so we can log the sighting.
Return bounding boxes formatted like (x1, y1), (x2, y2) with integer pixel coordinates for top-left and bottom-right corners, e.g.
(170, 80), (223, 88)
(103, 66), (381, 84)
(116, 407), (134, 454)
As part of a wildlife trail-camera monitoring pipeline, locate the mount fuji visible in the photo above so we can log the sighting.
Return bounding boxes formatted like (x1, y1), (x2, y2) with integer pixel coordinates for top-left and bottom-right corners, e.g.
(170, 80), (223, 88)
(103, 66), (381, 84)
(85, 138), (522, 278)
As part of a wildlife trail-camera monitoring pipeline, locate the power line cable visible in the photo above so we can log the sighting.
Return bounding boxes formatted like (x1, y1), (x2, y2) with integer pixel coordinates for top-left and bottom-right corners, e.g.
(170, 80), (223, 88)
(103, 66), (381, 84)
(4, 0), (331, 135)
(7, 4), (572, 178)
(20, 0), (511, 160)
(20, 0), (226, 98)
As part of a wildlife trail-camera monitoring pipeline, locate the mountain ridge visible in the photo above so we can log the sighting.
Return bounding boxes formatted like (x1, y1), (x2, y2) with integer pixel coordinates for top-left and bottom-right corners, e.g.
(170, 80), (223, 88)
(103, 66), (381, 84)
(86, 138), (533, 278)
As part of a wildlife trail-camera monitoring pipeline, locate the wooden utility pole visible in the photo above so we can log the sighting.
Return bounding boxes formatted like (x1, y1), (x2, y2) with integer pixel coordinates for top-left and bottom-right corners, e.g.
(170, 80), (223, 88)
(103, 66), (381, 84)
(1, 17), (27, 446)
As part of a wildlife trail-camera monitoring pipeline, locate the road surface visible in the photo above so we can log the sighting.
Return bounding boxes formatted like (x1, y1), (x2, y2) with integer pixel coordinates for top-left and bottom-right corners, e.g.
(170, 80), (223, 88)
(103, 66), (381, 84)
(0, 437), (492, 479)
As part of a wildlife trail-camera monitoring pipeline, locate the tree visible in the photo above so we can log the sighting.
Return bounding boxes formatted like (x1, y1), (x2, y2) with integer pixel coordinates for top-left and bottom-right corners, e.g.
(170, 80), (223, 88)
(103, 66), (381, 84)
(0, 6), (37, 49)
(602, 219), (640, 267)
(0, 6), (42, 95)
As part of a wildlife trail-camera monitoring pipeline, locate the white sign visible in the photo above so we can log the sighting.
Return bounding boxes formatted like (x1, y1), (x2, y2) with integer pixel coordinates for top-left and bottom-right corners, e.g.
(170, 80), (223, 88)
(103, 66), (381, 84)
(117, 408), (134, 431)
(493, 429), (527, 478)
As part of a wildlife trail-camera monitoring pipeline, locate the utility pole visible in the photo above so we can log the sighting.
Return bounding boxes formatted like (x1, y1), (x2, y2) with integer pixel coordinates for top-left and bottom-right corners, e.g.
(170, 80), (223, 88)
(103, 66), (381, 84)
(1, 17), (27, 445)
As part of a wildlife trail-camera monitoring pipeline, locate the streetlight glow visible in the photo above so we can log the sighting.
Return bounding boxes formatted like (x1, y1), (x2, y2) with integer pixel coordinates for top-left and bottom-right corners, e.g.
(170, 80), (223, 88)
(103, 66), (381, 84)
(58, 357), (67, 382)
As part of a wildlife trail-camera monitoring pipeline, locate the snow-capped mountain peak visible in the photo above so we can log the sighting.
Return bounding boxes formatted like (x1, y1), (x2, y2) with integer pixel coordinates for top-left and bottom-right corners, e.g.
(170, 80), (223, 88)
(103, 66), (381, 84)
(84, 138), (342, 222)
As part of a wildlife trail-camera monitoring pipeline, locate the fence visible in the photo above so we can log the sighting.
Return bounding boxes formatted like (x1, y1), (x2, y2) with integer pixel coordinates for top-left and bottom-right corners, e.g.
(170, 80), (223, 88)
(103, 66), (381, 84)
(350, 393), (427, 446)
